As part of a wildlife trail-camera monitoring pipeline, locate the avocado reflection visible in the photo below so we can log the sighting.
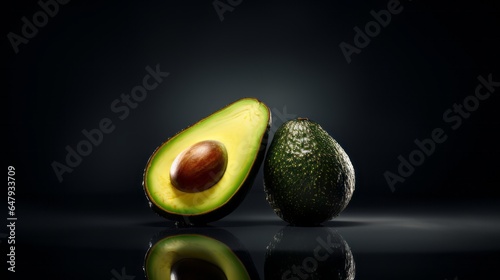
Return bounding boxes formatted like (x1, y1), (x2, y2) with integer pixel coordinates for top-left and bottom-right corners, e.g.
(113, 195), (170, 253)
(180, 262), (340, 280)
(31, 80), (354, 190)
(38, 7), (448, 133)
(144, 227), (259, 280)
(265, 226), (355, 280)
(171, 258), (227, 280)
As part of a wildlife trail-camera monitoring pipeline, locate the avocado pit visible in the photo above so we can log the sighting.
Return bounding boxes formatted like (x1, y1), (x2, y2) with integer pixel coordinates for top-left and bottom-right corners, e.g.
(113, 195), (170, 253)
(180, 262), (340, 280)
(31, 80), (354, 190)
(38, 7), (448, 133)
(170, 140), (228, 193)
(170, 258), (227, 280)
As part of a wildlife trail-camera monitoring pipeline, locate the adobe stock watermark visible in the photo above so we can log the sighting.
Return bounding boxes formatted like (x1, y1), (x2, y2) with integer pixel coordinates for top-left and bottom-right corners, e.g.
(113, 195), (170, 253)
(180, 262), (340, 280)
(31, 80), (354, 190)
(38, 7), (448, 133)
(213, 0), (243, 21)
(7, 0), (71, 54)
(51, 64), (170, 183)
(385, 73), (499, 192)
(282, 233), (342, 279)
(110, 267), (135, 280)
(339, 0), (413, 64)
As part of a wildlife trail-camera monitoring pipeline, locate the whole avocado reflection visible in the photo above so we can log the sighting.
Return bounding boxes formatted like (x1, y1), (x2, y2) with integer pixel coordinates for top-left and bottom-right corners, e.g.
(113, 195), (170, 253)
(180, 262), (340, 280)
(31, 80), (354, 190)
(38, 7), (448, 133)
(144, 227), (259, 280)
(265, 226), (355, 280)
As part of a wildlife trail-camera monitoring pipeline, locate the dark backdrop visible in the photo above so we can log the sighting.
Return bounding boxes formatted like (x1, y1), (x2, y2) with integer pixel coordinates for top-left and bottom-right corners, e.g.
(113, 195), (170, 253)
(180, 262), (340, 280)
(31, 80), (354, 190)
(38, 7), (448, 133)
(6, 0), (500, 204)
(3, 1), (500, 278)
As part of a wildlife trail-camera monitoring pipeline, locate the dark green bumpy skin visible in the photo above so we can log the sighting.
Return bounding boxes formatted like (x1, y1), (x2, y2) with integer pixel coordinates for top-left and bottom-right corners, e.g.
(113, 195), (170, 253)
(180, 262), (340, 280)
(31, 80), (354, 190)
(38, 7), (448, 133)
(263, 118), (355, 226)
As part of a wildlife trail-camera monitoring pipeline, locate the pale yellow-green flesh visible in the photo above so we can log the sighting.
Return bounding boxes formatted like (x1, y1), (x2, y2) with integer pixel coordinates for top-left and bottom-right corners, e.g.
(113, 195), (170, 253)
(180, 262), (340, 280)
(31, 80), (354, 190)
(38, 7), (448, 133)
(145, 234), (250, 280)
(146, 98), (269, 215)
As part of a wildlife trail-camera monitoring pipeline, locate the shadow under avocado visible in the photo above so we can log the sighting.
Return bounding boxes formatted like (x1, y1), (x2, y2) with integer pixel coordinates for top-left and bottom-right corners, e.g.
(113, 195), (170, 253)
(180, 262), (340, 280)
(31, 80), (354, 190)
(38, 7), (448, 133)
(323, 220), (371, 228)
(141, 218), (286, 228)
(143, 227), (260, 280)
(265, 226), (355, 280)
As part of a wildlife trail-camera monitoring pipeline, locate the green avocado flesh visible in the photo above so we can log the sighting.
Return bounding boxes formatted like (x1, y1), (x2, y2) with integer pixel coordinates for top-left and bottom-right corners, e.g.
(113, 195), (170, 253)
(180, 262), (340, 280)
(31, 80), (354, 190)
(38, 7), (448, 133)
(263, 118), (355, 225)
(144, 234), (250, 280)
(143, 98), (270, 223)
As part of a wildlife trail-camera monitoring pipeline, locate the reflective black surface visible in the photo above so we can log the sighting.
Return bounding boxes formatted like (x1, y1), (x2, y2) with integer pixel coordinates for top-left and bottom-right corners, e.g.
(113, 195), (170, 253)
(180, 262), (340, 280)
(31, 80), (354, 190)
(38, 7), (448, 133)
(5, 1), (500, 279)
(6, 194), (500, 279)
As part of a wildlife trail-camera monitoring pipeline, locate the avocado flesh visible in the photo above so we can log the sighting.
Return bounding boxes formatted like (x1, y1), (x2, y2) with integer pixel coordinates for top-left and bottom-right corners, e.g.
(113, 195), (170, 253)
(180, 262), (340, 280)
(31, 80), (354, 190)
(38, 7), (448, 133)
(143, 98), (270, 223)
(263, 118), (355, 225)
(144, 234), (250, 280)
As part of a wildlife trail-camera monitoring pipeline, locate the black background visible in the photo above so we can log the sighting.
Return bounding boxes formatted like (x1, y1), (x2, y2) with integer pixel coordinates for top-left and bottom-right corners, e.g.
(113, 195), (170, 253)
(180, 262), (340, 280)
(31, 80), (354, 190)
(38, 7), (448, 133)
(3, 1), (500, 279)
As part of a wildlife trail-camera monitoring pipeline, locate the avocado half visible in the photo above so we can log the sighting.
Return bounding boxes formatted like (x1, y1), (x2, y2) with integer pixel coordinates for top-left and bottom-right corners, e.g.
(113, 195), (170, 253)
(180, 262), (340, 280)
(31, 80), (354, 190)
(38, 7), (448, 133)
(144, 228), (260, 280)
(143, 98), (271, 224)
(265, 226), (355, 280)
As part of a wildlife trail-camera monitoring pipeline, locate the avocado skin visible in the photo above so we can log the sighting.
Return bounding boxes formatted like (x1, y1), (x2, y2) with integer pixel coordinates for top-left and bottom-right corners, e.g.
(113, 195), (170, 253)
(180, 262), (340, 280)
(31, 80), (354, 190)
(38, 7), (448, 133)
(263, 118), (355, 226)
(142, 98), (271, 225)
(144, 227), (260, 280)
(265, 226), (355, 280)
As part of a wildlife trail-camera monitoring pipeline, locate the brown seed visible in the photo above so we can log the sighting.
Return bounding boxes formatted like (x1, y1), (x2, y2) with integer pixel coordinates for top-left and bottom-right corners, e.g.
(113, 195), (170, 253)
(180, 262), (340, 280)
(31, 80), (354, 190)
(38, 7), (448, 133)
(170, 140), (228, 193)
(170, 258), (227, 280)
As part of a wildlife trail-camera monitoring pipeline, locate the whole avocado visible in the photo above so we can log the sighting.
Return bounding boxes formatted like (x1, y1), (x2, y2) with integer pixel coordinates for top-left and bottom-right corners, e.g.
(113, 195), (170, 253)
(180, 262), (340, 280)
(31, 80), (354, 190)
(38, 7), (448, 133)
(263, 118), (355, 226)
